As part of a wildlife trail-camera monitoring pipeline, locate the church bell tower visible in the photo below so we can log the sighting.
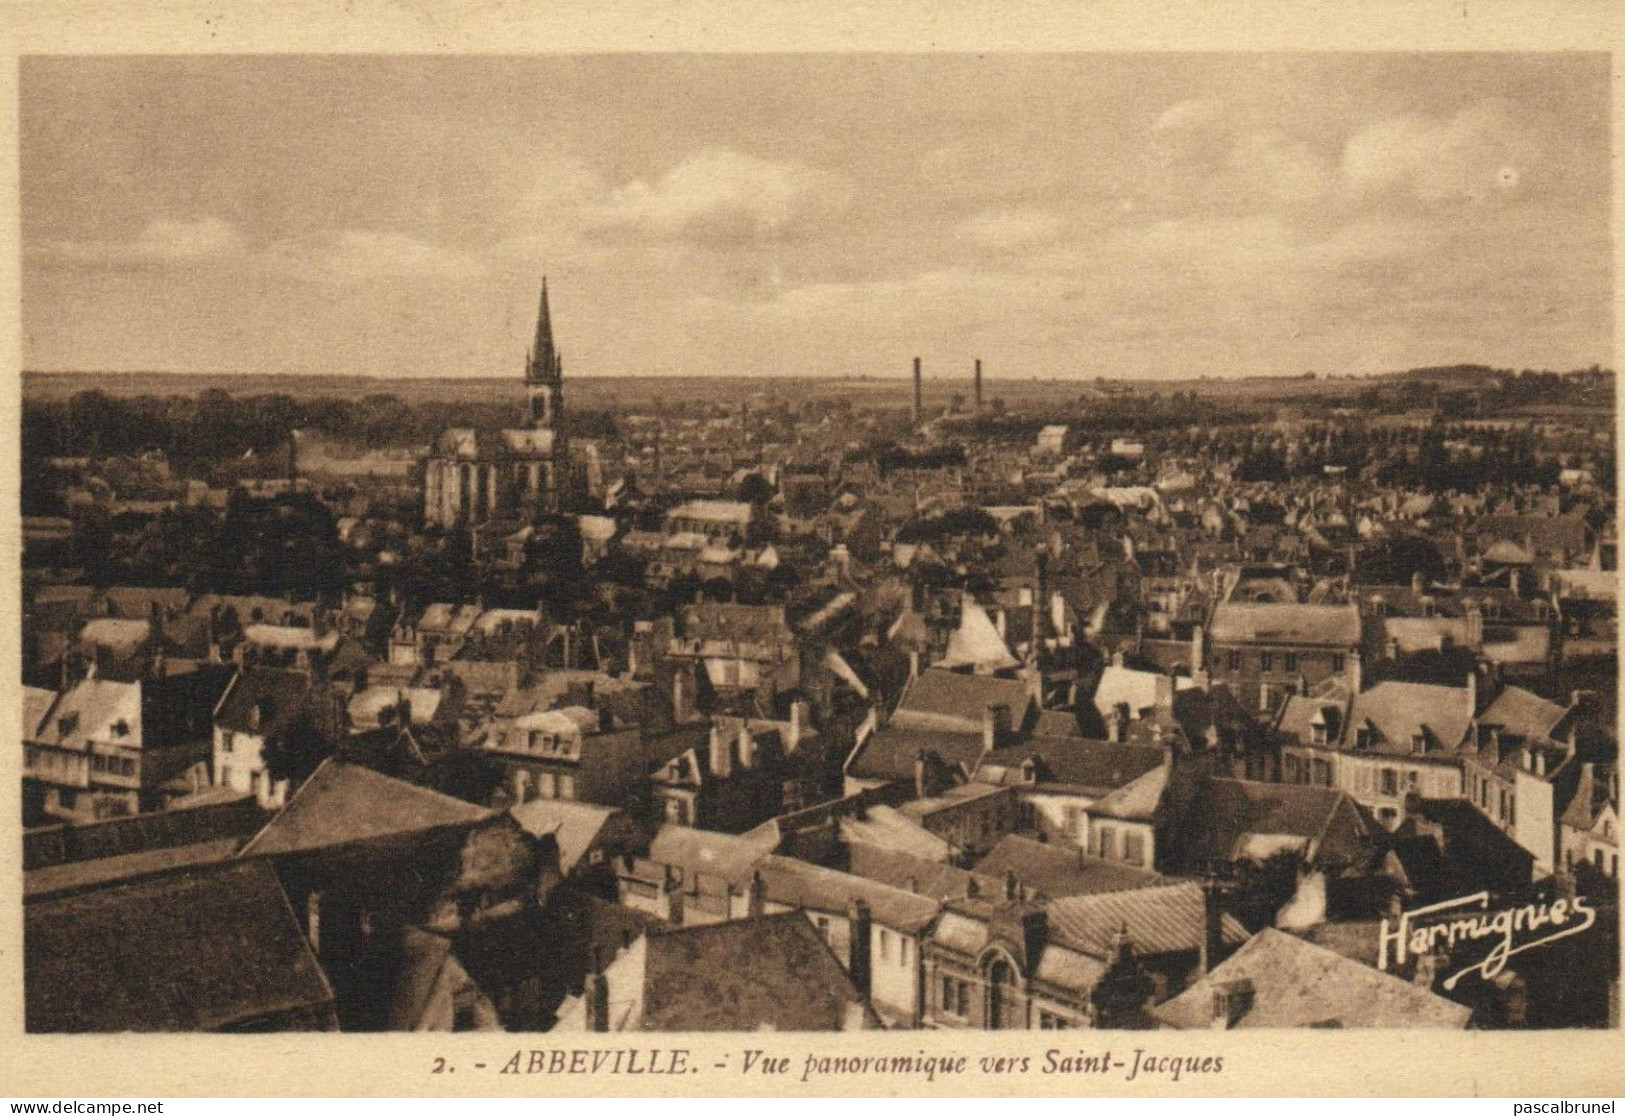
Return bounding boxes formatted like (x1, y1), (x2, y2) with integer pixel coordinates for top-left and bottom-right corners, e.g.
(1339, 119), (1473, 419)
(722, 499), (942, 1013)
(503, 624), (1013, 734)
(526, 277), (564, 445)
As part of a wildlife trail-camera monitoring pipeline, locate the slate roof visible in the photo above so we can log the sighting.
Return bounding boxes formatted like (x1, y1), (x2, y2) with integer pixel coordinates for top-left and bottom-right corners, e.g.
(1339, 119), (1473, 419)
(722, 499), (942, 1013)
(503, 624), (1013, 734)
(1045, 882), (1249, 960)
(25, 859), (333, 1032)
(753, 855), (941, 933)
(646, 823), (777, 887)
(972, 834), (1163, 898)
(845, 724), (989, 784)
(938, 599), (1020, 672)
(638, 913), (878, 1031)
(891, 668), (1033, 731)
(844, 843), (1000, 900)
(509, 799), (625, 873)
(1346, 681), (1473, 755)
(1173, 778), (1367, 867)
(1480, 686), (1569, 741)
(33, 678), (142, 752)
(24, 837), (245, 900)
(839, 805), (953, 861)
(239, 759), (491, 858)
(1150, 928), (1471, 1029)
(974, 738), (1166, 796)
(1208, 602), (1361, 646)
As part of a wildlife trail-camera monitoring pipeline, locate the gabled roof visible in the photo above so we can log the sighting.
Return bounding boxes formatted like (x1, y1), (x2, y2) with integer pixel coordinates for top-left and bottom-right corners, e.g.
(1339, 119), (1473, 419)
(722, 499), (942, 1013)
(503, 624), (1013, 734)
(839, 805), (953, 862)
(972, 835), (1162, 898)
(239, 759), (491, 858)
(637, 912), (878, 1031)
(891, 668), (1032, 731)
(1480, 686), (1570, 742)
(938, 599), (1020, 672)
(33, 678), (142, 752)
(1045, 882), (1248, 960)
(844, 842), (997, 900)
(1150, 928), (1471, 1029)
(1174, 778), (1367, 867)
(25, 859), (332, 1032)
(845, 724), (988, 784)
(1346, 681), (1473, 755)
(1209, 602), (1361, 647)
(754, 855), (940, 933)
(509, 799), (626, 874)
(646, 823), (776, 886)
(974, 738), (1166, 796)
(215, 667), (309, 738)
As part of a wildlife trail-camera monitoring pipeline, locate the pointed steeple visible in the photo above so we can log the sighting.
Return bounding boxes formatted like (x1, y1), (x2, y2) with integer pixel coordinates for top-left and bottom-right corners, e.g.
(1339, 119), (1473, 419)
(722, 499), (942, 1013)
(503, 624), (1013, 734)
(528, 277), (558, 384)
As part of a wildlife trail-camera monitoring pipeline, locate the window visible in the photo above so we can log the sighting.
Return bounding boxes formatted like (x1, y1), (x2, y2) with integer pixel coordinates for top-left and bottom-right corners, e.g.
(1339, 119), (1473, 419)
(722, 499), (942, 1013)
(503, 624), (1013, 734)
(879, 929), (891, 961)
(559, 774), (576, 800)
(1284, 652), (1298, 674)
(1039, 1012), (1070, 1030)
(1098, 827), (1117, 861)
(815, 916), (830, 942)
(1260, 652), (1274, 674)
(1123, 832), (1146, 866)
(1227, 650), (1242, 672)
(220, 731), (234, 753)
(1332, 654), (1346, 673)
(1381, 769), (1398, 796)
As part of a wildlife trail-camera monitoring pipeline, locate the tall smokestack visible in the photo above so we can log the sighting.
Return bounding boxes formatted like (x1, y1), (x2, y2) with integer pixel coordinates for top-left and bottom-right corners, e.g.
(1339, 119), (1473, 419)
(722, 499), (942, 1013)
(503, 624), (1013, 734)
(974, 359), (983, 410)
(912, 357), (922, 424)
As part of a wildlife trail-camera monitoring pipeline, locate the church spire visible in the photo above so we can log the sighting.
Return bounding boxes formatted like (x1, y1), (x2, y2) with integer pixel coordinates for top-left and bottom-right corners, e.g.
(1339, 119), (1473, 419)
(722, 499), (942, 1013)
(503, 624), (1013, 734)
(528, 277), (559, 384)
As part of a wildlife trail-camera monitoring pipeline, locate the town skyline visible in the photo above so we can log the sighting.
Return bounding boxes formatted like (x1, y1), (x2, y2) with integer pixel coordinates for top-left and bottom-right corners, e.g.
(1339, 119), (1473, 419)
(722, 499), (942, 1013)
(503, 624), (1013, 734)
(22, 53), (1613, 382)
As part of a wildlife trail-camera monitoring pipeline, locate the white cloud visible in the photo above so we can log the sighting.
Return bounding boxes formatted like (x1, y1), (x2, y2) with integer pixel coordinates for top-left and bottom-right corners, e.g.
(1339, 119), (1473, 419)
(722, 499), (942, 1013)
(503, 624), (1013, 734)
(590, 148), (850, 245)
(1341, 102), (1532, 204)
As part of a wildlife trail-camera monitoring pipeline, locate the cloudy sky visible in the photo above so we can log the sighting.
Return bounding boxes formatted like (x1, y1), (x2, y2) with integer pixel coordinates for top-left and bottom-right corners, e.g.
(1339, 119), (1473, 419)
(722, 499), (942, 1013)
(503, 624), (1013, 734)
(21, 54), (1612, 380)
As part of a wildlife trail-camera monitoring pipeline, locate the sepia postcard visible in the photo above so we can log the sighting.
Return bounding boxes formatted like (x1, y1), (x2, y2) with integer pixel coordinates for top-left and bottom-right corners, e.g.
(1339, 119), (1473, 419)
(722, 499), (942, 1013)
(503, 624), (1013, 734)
(2, 0), (1623, 1100)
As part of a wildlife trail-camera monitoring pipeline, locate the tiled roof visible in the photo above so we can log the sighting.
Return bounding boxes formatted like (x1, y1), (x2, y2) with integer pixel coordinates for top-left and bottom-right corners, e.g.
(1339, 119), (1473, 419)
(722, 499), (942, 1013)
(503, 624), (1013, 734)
(1046, 882), (1248, 960)
(638, 912), (877, 1031)
(239, 759), (491, 857)
(838, 806), (953, 862)
(25, 859), (332, 1032)
(1151, 928), (1471, 1029)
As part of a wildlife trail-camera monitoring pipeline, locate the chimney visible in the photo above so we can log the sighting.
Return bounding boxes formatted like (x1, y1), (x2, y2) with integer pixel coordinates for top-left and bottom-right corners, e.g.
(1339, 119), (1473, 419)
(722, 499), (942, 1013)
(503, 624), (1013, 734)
(1349, 653), (1363, 695)
(974, 358), (983, 410)
(1200, 875), (1227, 975)
(1004, 869), (1019, 903)
(1534, 749), (1547, 777)
(584, 948), (610, 1033)
(847, 899), (872, 997)
(747, 870), (766, 918)
(708, 723), (733, 779)
(671, 670), (686, 723)
(737, 723), (757, 770)
(1465, 671), (1477, 718)
(787, 700), (807, 754)
(1154, 673), (1176, 713)
(912, 357), (923, 424)
(983, 703), (1011, 752)
(914, 749), (931, 798)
